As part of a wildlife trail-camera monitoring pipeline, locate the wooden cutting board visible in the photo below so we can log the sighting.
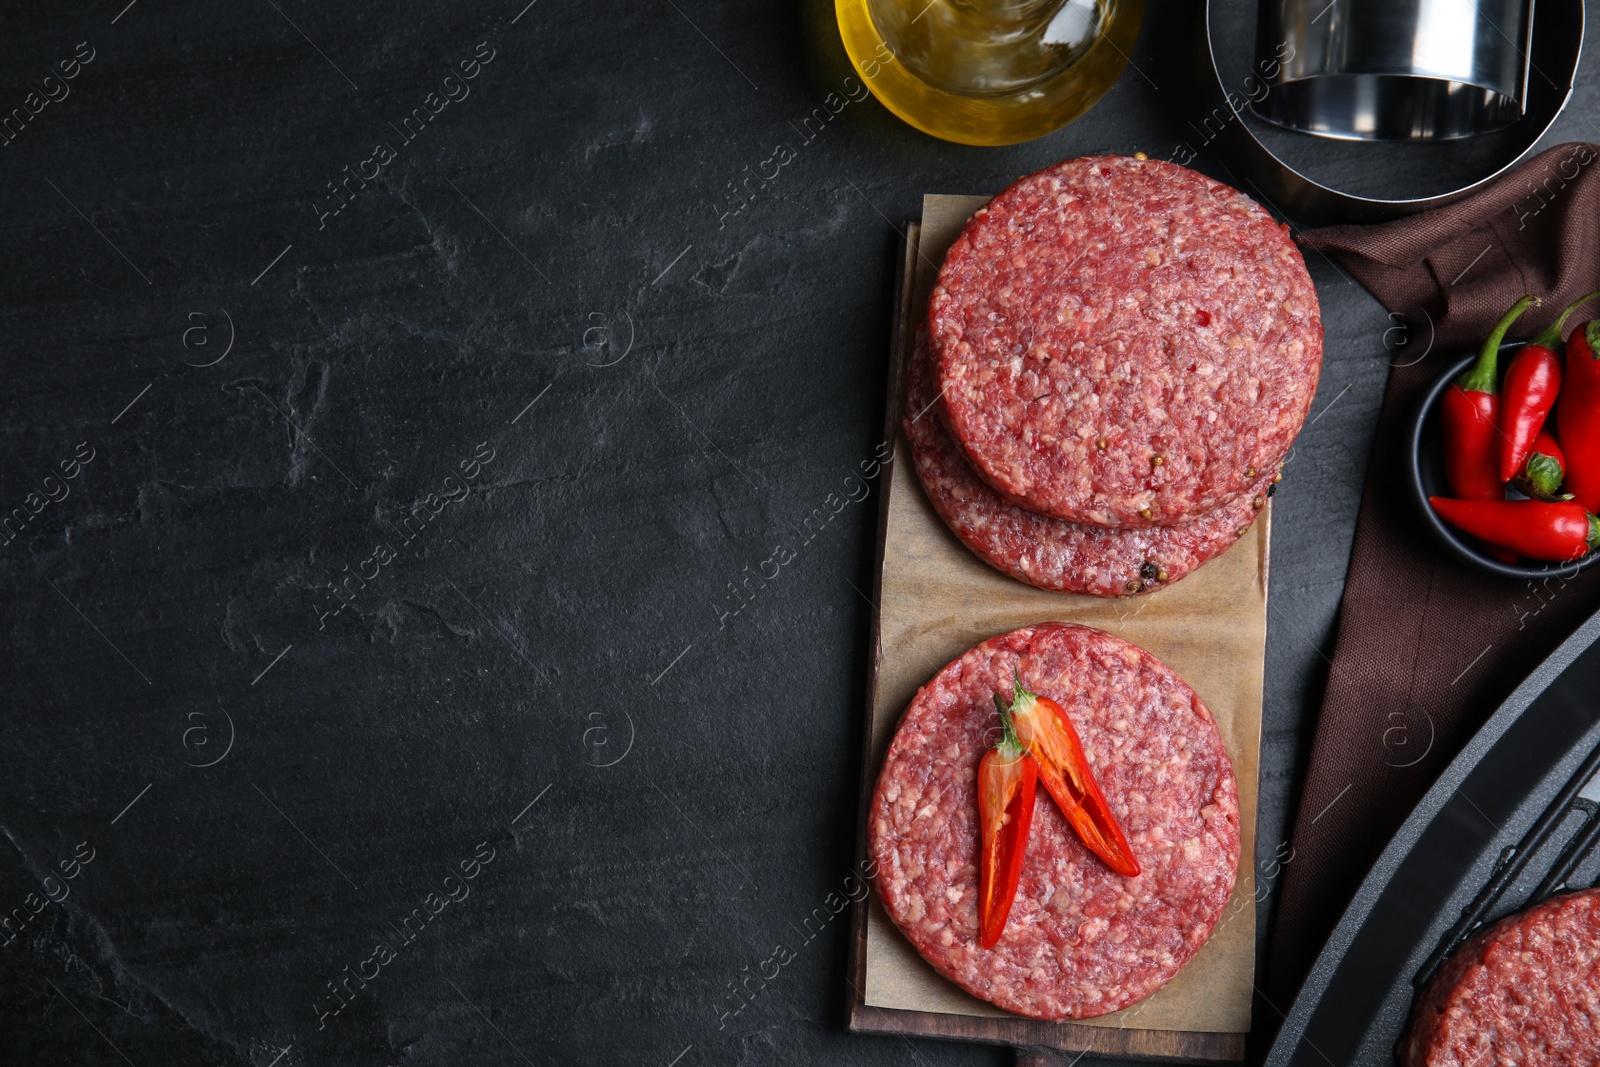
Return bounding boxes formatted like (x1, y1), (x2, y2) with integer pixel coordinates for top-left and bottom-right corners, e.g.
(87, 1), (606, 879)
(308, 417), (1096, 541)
(844, 196), (1270, 1062)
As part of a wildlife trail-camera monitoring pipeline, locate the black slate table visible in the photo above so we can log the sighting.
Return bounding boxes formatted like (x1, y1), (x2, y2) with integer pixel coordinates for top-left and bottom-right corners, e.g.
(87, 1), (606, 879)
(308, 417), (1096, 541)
(3, 2), (1595, 1065)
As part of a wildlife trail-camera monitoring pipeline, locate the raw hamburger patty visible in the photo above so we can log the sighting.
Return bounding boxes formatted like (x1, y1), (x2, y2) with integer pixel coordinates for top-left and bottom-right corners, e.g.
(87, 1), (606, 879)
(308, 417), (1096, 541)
(904, 327), (1274, 597)
(929, 155), (1322, 527)
(1401, 888), (1600, 1067)
(869, 623), (1240, 1019)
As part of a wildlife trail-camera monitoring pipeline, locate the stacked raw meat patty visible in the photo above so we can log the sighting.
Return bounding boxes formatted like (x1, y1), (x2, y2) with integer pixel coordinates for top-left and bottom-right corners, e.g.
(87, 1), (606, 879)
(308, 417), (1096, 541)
(908, 155), (1322, 595)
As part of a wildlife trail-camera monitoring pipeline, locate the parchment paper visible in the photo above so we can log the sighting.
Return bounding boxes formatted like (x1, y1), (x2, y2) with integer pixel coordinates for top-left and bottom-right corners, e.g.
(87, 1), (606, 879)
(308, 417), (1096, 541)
(860, 195), (1267, 1034)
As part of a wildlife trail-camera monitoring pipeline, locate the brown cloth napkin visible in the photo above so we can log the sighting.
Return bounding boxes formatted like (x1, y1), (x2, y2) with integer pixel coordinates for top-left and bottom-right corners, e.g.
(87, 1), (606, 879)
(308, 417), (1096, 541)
(1267, 142), (1600, 1007)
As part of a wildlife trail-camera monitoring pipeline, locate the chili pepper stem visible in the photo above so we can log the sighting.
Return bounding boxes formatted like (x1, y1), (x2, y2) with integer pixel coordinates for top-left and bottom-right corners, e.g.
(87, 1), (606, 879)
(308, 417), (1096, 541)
(991, 692), (1023, 754)
(1590, 515), (1600, 551)
(1521, 450), (1566, 500)
(1458, 295), (1535, 394)
(1009, 668), (1034, 721)
(1531, 290), (1600, 349)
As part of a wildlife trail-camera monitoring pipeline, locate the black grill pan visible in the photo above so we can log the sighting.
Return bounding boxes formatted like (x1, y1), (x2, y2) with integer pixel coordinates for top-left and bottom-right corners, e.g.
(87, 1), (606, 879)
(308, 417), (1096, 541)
(1265, 608), (1600, 1066)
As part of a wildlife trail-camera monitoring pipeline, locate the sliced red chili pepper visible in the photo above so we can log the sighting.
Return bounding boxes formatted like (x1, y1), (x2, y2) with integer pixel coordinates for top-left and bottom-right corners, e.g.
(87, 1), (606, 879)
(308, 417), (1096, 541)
(978, 695), (1037, 949)
(1429, 496), (1600, 562)
(1499, 290), (1600, 482)
(1442, 295), (1533, 500)
(1557, 319), (1600, 513)
(1000, 673), (1140, 878)
(1511, 430), (1568, 502)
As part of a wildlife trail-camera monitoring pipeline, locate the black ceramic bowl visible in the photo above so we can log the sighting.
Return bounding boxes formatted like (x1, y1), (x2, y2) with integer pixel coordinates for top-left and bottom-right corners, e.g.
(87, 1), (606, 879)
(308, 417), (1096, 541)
(1410, 347), (1600, 580)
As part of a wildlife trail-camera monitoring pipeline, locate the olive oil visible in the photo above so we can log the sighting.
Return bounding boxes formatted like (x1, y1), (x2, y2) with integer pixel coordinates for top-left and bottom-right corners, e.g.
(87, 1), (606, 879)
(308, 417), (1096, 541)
(836, 0), (1143, 145)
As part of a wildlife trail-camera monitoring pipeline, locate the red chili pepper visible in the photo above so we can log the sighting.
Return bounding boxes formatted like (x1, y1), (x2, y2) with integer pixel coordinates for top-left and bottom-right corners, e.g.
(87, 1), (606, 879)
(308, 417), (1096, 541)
(1557, 319), (1600, 513)
(1442, 295), (1533, 499)
(1510, 430), (1567, 502)
(1499, 290), (1600, 482)
(1429, 497), (1600, 562)
(1000, 674), (1140, 877)
(977, 694), (1037, 949)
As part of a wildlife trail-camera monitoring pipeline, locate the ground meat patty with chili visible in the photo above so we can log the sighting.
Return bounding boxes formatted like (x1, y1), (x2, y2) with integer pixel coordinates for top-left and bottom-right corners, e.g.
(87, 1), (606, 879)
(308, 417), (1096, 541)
(929, 155), (1321, 527)
(1401, 888), (1600, 1066)
(904, 327), (1274, 597)
(869, 623), (1240, 1019)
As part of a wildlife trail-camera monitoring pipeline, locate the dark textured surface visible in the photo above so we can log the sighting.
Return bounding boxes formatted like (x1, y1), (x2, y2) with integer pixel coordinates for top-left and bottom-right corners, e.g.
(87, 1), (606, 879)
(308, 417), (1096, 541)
(0, 2), (1590, 1065)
